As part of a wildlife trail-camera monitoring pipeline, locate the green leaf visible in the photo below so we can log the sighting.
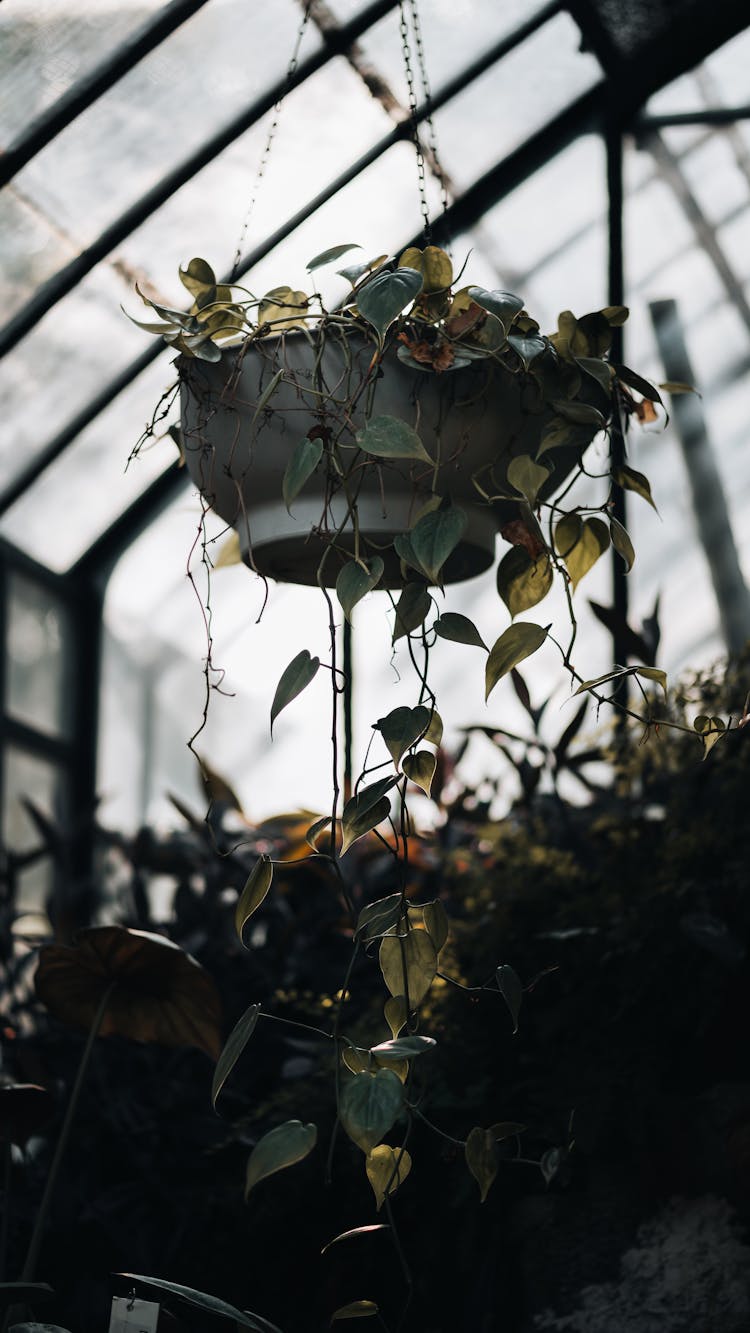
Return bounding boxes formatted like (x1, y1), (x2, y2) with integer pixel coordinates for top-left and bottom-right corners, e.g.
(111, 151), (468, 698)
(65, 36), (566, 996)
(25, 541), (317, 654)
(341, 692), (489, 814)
(370, 1036), (436, 1061)
(466, 286), (524, 329)
(423, 900), (449, 953)
(375, 705), (431, 767)
(331, 1302), (379, 1321)
(575, 356), (613, 396)
(496, 964), (523, 1033)
(540, 1146), (563, 1186)
(118, 1275), (281, 1333)
(339, 1069), (403, 1153)
(434, 612), (487, 649)
(337, 254), (388, 286)
(488, 1121), (526, 1142)
(551, 399), (606, 428)
(366, 1145), (412, 1210)
(615, 465), (658, 511)
(356, 414), (431, 463)
(465, 1127), (499, 1203)
(537, 416), (579, 456)
(609, 516), (635, 571)
(555, 515), (610, 591)
(507, 332), (546, 369)
(306, 243), (361, 272)
(615, 363), (662, 405)
(211, 1003), (261, 1110)
(282, 436), (324, 512)
(356, 892), (405, 942)
(235, 857), (273, 942)
(574, 668), (630, 696)
(506, 454), (551, 506)
(245, 1120), (317, 1199)
(410, 505), (468, 586)
(384, 995), (408, 1038)
(356, 266), (424, 339)
(341, 781), (396, 856)
(270, 650), (320, 734)
(379, 930), (437, 1006)
(392, 583), (431, 642)
(485, 623), (548, 701)
(336, 558), (384, 622)
(497, 548), (553, 618)
(402, 750), (437, 797)
(306, 814), (332, 850)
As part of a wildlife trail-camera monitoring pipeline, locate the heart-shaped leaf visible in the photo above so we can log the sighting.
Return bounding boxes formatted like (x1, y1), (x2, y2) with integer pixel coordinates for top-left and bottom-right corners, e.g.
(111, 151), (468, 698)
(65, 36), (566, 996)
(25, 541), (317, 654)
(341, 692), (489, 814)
(507, 332), (546, 369)
(339, 1069), (403, 1153)
(245, 1120), (317, 1198)
(379, 930), (437, 1007)
(392, 583), (431, 642)
(497, 548), (553, 618)
(614, 464), (658, 511)
(506, 455), (551, 506)
(235, 857), (273, 943)
(485, 623), (548, 701)
(375, 705), (431, 767)
(356, 267), (424, 339)
(270, 650), (320, 735)
(465, 1127), (499, 1203)
(555, 516), (609, 591)
(398, 245), (453, 292)
(434, 613), (486, 649)
(212, 1003), (261, 1110)
(409, 506), (467, 586)
(551, 399), (606, 428)
(402, 750), (437, 797)
(610, 516), (635, 570)
(282, 437), (324, 512)
(356, 415), (431, 463)
(384, 995), (408, 1038)
(370, 1035), (436, 1061)
(178, 256), (217, 297)
(467, 286), (524, 329)
(336, 558), (384, 622)
(341, 779), (398, 855)
(366, 1145), (412, 1211)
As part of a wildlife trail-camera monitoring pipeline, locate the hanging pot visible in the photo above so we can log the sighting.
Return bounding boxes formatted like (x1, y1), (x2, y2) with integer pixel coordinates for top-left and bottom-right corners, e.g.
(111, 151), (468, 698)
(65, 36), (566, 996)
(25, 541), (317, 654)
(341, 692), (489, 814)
(179, 327), (604, 588)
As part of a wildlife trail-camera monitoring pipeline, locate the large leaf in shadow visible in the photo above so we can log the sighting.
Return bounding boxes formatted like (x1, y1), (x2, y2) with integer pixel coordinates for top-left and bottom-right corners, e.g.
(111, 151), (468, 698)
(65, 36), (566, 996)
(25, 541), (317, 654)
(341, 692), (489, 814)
(35, 927), (222, 1060)
(118, 1275), (283, 1333)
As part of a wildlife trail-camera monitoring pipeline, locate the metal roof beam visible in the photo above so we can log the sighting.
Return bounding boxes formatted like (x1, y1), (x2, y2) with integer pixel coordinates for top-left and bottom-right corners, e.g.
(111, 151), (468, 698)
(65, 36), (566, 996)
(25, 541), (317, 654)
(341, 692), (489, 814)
(635, 104), (750, 132)
(0, 6), (568, 521)
(0, 0), (212, 189)
(0, 0), (401, 361)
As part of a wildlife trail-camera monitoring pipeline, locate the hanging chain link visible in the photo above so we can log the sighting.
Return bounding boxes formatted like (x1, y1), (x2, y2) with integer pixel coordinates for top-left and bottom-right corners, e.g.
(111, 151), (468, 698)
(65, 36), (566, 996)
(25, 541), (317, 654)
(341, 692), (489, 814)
(230, 3), (312, 281)
(398, 0), (450, 248)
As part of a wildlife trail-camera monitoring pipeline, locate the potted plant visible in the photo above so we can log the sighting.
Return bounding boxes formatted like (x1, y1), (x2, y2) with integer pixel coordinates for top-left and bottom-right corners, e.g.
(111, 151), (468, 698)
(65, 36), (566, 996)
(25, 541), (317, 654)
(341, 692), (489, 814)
(126, 240), (724, 1327)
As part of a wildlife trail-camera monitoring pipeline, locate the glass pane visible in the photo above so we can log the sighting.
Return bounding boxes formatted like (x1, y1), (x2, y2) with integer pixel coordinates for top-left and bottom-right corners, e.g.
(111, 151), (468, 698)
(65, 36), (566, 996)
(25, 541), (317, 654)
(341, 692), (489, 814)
(2, 745), (66, 914)
(5, 572), (74, 737)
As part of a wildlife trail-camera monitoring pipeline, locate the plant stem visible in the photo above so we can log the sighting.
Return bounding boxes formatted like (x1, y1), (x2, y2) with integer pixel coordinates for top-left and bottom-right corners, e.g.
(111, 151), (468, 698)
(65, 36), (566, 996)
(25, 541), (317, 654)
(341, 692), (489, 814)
(20, 982), (115, 1281)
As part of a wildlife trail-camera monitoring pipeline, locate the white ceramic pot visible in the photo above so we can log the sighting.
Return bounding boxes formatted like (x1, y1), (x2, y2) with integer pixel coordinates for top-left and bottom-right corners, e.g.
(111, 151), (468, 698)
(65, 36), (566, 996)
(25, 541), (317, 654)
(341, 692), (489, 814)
(180, 329), (599, 587)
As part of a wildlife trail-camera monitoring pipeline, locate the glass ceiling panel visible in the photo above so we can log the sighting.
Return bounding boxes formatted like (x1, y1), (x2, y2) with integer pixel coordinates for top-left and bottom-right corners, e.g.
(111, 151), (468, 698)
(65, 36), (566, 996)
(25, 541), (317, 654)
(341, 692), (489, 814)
(0, 0), (165, 143)
(432, 12), (601, 191)
(7, 0), (323, 263)
(645, 27), (750, 116)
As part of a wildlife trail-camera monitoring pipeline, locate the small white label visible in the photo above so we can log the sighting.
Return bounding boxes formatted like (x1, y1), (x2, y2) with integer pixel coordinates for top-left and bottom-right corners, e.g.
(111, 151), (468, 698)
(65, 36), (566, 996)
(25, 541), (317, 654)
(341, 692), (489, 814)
(108, 1296), (160, 1333)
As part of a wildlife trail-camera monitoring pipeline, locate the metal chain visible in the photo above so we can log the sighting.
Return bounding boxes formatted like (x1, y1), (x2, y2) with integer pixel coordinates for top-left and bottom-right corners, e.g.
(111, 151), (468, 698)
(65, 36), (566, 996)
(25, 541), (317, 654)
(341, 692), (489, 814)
(230, 3), (312, 281)
(407, 0), (451, 233)
(398, 0), (431, 244)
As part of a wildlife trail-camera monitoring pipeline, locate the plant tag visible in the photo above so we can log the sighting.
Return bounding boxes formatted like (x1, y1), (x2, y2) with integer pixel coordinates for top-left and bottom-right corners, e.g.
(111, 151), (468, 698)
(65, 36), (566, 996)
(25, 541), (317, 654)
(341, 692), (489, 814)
(108, 1296), (160, 1333)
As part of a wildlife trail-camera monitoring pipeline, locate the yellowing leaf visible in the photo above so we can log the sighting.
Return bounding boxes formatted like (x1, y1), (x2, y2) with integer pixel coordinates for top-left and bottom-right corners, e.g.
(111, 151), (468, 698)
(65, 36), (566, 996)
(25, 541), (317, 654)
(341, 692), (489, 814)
(614, 465), (658, 511)
(366, 1145), (412, 1210)
(379, 930), (437, 1007)
(384, 995), (408, 1038)
(497, 548), (553, 618)
(398, 245), (453, 292)
(555, 515), (609, 591)
(465, 1127), (499, 1203)
(258, 286), (309, 331)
